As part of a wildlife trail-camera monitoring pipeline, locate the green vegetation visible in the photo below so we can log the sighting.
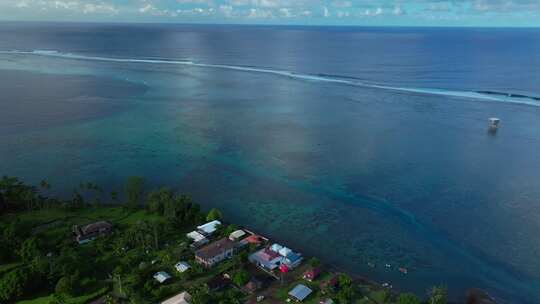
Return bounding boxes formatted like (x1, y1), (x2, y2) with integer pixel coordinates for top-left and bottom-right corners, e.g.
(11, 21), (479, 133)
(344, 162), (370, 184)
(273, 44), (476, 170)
(0, 175), (450, 304)
(429, 286), (448, 304)
(206, 208), (223, 222)
(399, 293), (422, 304)
(125, 176), (145, 209)
(232, 269), (250, 286)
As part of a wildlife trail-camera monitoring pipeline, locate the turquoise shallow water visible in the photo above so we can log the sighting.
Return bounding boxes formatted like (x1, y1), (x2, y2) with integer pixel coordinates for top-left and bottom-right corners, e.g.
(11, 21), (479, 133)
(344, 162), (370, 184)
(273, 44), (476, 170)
(2, 24), (540, 303)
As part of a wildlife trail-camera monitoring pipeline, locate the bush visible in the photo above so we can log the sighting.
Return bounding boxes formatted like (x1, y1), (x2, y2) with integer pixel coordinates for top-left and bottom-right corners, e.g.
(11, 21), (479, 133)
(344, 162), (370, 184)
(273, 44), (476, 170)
(55, 276), (74, 296)
(233, 269), (250, 286)
(399, 293), (421, 304)
(0, 268), (32, 302)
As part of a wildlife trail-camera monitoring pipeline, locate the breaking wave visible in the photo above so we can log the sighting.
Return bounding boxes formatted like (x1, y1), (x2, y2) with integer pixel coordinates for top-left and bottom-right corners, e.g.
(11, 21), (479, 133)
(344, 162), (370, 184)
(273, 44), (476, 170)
(2, 49), (540, 107)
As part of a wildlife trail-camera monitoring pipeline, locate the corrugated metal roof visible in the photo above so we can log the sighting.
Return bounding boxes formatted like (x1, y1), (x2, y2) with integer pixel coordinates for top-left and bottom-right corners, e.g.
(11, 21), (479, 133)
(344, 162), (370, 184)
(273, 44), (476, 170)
(187, 231), (207, 242)
(197, 220), (221, 234)
(289, 284), (312, 301)
(229, 229), (246, 240)
(175, 261), (190, 272)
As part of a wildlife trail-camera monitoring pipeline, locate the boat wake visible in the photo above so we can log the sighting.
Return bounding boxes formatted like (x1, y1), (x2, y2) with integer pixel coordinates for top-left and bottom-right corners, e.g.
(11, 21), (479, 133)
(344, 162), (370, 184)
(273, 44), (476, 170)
(2, 49), (540, 107)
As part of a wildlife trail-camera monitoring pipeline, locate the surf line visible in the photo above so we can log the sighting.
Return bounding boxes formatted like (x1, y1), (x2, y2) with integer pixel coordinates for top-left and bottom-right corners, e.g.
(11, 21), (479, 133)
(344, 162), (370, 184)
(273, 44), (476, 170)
(2, 49), (540, 107)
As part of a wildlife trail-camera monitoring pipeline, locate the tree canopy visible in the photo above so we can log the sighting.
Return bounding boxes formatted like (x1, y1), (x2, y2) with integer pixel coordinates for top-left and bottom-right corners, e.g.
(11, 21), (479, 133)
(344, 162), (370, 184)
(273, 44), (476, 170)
(206, 208), (223, 222)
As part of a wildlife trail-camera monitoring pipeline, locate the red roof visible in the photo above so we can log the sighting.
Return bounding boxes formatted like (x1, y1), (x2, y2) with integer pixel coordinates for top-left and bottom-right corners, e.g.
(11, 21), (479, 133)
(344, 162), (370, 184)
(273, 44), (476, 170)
(303, 267), (321, 280)
(245, 235), (263, 244)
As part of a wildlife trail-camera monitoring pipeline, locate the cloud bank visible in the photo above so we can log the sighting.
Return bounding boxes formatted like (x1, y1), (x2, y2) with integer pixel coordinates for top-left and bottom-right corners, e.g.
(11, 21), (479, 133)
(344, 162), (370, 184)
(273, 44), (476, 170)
(1, 0), (539, 26)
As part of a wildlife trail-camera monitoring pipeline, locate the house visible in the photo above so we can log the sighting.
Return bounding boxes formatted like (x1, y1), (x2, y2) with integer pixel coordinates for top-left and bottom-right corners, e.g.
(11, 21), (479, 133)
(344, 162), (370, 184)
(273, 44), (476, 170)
(242, 277), (263, 294)
(320, 275), (339, 294)
(249, 243), (303, 271)
(229, 229), (246, 241)
(187, 231), (209, 247)
(175, 261), (191, 273)
(249, 247), (283, 270)
(73, 221), (113, 244)
(197, 220), (221, 235)
(303, 267), (321, 282)
(153, 271), (172, 284)
(289, 284), (313, 302)
(161, 291), (191, 304)
(195, 238), (235, 268)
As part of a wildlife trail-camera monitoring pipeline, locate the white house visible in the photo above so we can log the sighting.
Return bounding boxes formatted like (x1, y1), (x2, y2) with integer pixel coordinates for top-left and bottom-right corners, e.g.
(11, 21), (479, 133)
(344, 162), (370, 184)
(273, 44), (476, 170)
(197, 220), (221, 235)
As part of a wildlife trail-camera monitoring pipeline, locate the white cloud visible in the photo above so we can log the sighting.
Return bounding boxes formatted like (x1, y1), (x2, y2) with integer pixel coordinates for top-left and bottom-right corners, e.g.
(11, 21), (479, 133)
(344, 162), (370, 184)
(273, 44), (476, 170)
(247, 7), (273, 18)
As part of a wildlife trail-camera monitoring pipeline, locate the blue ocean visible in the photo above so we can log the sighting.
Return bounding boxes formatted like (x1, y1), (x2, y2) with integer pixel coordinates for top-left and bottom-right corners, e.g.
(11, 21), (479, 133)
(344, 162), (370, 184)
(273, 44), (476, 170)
(1, 23), (540, 303)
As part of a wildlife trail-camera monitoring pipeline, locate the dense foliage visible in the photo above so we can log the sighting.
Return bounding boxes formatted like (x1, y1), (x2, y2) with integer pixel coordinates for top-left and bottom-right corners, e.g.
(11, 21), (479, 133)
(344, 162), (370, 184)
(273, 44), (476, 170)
(0, 175), (450, 304)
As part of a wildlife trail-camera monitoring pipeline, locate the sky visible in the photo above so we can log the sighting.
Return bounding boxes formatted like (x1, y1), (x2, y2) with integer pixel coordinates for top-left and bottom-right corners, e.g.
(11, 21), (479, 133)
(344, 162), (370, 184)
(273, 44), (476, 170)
(0, 0), (539, 27)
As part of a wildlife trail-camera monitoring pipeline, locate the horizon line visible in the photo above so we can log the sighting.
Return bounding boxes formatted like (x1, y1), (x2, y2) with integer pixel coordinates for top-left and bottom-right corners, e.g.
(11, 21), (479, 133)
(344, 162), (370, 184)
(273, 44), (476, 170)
(1, 19), (539, 29)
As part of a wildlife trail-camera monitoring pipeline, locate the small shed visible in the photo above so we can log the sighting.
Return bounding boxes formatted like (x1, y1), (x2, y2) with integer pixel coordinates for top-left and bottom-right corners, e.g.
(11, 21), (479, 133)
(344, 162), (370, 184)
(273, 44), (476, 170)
(229, 229), (246, 241)
(175, 261), (191, 273)
(153, 271), (172, 284)
(289, 284), (313, 302)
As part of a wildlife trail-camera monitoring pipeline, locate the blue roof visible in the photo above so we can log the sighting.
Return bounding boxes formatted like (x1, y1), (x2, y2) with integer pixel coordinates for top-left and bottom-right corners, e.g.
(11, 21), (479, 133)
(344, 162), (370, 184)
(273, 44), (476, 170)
(286, 252), (302, 262)
(289, 284), (312, 301)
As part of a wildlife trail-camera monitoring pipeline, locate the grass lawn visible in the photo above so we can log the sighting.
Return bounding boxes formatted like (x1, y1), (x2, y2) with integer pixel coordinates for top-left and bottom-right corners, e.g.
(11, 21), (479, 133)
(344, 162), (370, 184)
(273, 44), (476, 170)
(17, 287), (109, 304)
(1, 206), (162, 233)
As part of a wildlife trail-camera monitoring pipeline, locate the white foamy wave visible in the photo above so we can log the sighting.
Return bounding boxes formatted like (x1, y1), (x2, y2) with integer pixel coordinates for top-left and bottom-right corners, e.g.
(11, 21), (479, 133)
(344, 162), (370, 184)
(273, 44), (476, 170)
(2, 49), (539, 107)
